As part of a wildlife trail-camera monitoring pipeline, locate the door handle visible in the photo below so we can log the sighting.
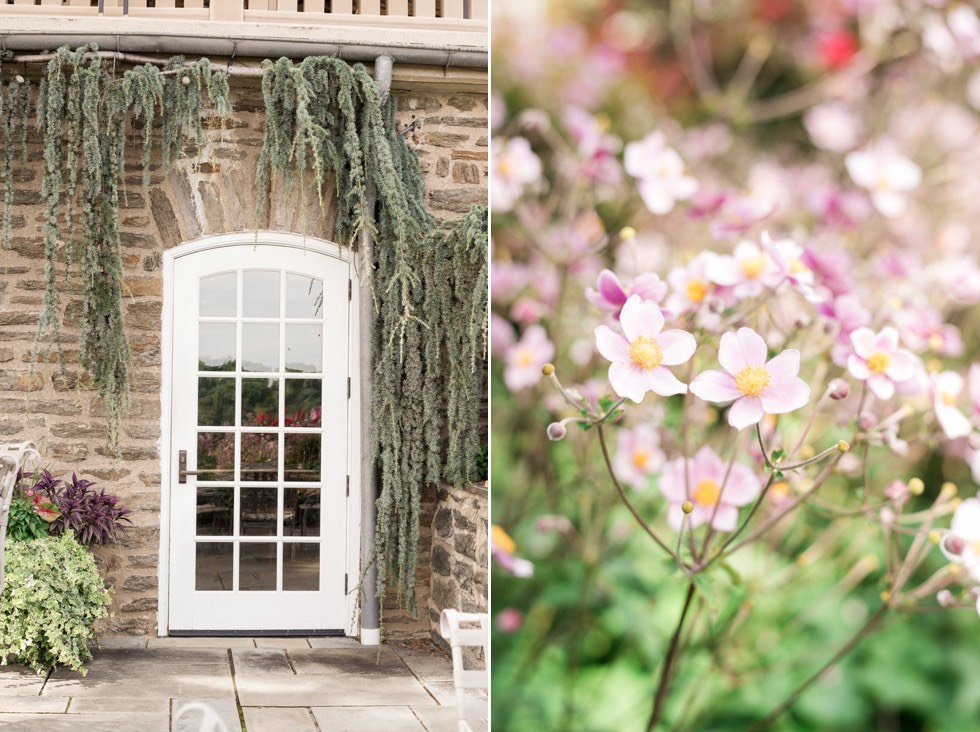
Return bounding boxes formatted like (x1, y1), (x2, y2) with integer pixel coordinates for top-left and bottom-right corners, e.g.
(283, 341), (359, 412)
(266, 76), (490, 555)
(177, 450), (210, 483)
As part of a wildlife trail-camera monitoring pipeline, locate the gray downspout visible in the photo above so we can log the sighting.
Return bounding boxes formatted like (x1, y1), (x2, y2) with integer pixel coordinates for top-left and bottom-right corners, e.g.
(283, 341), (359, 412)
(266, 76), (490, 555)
(358, 53), (393, 646)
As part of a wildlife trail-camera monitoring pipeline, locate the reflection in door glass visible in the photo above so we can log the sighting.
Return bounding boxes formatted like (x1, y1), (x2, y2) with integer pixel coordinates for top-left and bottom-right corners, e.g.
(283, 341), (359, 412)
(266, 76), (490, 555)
(285, 324), (322, 372)
(240, 543), (277, 591)
(242, 323), (280, 372)
(197, 432), (235, 481)
(240, 487), (278, 536)
(285, 379), (321, 427)
(283, 543), (320, 591)
(285, 274), (324, 319)
(240, 432), (278, 481)
(198, 323), (236, 371)
(200, 273), (236, 317)
(284, 434), (321, 482)
(242, 378), (279, 427)
(198, 378), (236, 426)
(196, 542), (233, 591)
(284, 488), (320, 536)
(243, 271), (281, 318)
(196, 488), (234, 536)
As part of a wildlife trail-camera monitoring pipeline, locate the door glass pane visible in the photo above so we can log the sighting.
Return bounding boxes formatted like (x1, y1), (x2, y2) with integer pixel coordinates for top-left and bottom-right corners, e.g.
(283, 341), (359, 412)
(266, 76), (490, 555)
(240, 433), (278, 481)
(197, 433), (234, 481)
(240, 487), (278, 536)
(285, 379), (321, 427)
(285, 324), (322, 373)
(284, 434), (321, 482)
(283, 544), (319, 591)
(285, 274), (323, 319)
(242, 378), (279, 427)
(199, 378), (236, 426)
(243, 323), (280, 372)
(284, 488), (319, 537)
(244, 271), (280, 318)
(199, 323), (236, 371)
(196, 542), (233, 591)
(240, 543), (277, 591)
(200, 273), (236, 317)
(197, 488), (234, 536)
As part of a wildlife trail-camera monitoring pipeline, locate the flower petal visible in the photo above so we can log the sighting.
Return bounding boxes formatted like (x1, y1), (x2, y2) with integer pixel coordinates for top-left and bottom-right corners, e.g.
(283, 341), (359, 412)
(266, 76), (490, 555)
(666, 502), (686, 531)
(761, 376), (811, 414)
(720, 463), (762, 506)
(620, 295), (665, 341)
(689, 370), (741, 403)
(658, 329), (697, 365)
(649, 367), (688, 396)
(709, 504), (739, 533)
(597, 270), (627, 306)
(867, 374), (895, 400)
(847, 354), (871, 380)
(609, 361), (651, 403)
(951, 498), (980, 541)
(595, 325), (629, 362)
(849, 327), (877, 359)
(658, 458), (688, 502)
(728, 396), (765, 430)
(722, 327), (768, 373)
(886, 349), (918, 383)
(936, 403), (972, 440)
(765, 349), (801, 380)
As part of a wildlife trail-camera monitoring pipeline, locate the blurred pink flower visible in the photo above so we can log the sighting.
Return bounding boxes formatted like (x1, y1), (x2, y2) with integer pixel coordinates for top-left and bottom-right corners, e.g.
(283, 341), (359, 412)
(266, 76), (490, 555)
(940, 497), (980, 583)
(891, 308), (963, 356)
(707, 239), (781, 299)
(504, 326), (555, 392)
(845, 327), (919, 400)
(563, 107), (623, 187)
(933, 371), (973, 439)
(802, 246), (855, 297)
(804, 101), (863, 152)
(586, 269), (668, 319)
(624, 131), (698, 214)
(612, 424), (665, 491)
(595, 295), (696, 402)
(845, 143), (921, 217)
(496, 608), (524, 634)
(690, 327), (811, 430)
(763, 233), (819, 300)
(490, 314), (516, 357)
(659, 446), (762, 531)
(666, 252), (733, 316)
(709, 195), (773, 240)
(492, 137), (542, 211)
(510, 296), (551, 325)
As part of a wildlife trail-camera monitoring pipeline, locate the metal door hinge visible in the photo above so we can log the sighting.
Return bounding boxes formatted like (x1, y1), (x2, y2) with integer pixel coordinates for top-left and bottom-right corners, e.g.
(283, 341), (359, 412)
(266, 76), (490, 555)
(346, 475), (350, 497)
(347, 377), (351, 399)
(344, 574), (349, 594)
(348, 279), (352, 300)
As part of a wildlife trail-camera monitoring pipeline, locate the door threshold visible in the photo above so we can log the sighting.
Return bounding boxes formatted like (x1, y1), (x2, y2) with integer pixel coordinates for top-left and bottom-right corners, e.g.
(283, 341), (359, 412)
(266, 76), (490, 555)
(168, 629), (345, 637)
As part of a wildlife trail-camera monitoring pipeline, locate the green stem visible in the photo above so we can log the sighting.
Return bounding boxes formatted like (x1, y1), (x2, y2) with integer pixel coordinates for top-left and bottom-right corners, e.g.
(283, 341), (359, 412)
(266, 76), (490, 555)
(647, 582), (697, 731)
(748, 604), (889, 731)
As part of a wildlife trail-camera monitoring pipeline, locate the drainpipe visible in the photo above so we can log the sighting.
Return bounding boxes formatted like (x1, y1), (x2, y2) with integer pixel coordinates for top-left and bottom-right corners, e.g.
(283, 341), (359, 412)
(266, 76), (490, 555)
(358, 54), (393, 647)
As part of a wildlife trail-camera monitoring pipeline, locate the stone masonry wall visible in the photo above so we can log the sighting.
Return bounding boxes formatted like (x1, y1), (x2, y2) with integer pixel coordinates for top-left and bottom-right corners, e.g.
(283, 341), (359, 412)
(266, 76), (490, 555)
(0, 71), (487, 636)
(429, 483), (488, 664)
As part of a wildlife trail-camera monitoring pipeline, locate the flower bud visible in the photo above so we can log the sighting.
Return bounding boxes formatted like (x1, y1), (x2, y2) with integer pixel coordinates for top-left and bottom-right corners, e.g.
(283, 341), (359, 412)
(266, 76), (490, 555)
(937, 589), (955, 607)
(546, 422), (566, 441)
(858, 412), (876, 430)
(837, 440), (850, 453)
(619, 226), (636, 240)
(927, 530), (941, 544)
(908, 477), (924, 495)
(541, 363), (555, 376)
(828, 378), (849, 400)
(940, 481), (957, 498)
(681, 500), (694, 514)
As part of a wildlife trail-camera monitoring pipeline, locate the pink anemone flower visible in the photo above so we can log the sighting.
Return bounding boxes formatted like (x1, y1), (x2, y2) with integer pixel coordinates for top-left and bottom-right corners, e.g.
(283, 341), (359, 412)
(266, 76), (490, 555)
(845, 326), (919, 400)
(595, 295), (696, 403)
(659, 446), (762, 531)
(933, 371), (973, 440)
(940, 497), (980, 583)
(690, 327), (811, 430)
(586, 269), (668, 319)
(612, 424), (665, 491)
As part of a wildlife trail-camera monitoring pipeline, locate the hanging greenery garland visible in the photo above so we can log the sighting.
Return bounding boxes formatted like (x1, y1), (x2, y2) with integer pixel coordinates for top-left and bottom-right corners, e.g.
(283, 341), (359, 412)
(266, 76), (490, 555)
(1, 46), (487, 615)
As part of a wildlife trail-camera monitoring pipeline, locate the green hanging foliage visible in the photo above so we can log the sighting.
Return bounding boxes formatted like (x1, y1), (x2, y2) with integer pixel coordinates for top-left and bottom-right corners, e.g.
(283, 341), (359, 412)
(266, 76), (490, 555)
(256, 57), (487, 615)
(23, 45), (232, 450)
(1, 75), (31, 251)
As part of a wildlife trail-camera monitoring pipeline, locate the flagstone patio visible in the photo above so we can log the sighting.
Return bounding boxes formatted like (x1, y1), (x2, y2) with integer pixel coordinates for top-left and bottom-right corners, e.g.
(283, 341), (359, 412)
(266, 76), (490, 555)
(0, 638), (486, 731)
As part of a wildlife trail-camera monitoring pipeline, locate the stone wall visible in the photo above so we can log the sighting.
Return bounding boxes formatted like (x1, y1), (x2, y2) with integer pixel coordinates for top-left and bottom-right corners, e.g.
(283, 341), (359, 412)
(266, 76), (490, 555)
(0, 68), (487, 636)
(429, 483), (488, 663)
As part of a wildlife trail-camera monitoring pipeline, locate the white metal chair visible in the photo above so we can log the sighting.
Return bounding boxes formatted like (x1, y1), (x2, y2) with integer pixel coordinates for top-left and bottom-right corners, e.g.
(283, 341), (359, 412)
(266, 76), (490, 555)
(0, 441), (41, 594)
(439, 609), (489, 732)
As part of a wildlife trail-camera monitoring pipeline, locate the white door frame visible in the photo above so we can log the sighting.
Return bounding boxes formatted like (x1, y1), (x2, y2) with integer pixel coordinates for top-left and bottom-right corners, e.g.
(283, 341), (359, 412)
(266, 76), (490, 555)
(157, 231), (362, 636)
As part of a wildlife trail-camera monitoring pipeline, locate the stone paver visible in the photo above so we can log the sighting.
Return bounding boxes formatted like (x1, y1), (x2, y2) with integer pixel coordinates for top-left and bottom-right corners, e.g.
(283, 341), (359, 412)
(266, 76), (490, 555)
(312, 705), (427, 731)
(0, 712), (169, 731)
(93, 636), (149, 650)
(0, 638), (462, 732)
(243, 706), (319, 732)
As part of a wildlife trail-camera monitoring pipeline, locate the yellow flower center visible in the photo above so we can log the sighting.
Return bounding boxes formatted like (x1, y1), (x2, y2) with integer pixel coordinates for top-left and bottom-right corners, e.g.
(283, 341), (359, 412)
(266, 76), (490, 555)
(789, 258), (809, 275)
(740, 254), (768, 279)
(693, 479), (722, 506)
(632, 450), (650, 470)
(628, 336), (663, 370)
(686, 278), (708, 303)
(491, 525), (516, 554)
(770, 481), (789, 500)
(734, 365), (771, 397)
(867, 351), (890, 375)
(516, 348), (534, 368)
(941, 390), (958, 406)
(498, 155), (514, 179)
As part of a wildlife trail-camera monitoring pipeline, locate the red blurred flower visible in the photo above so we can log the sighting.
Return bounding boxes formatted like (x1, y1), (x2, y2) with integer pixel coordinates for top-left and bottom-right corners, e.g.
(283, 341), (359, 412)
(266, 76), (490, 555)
(817, 28), (859, 70)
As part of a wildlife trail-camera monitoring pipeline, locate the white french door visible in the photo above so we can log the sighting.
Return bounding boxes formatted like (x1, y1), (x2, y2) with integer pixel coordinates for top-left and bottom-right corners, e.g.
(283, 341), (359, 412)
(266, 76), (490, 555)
(166, 241), (351, 632)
